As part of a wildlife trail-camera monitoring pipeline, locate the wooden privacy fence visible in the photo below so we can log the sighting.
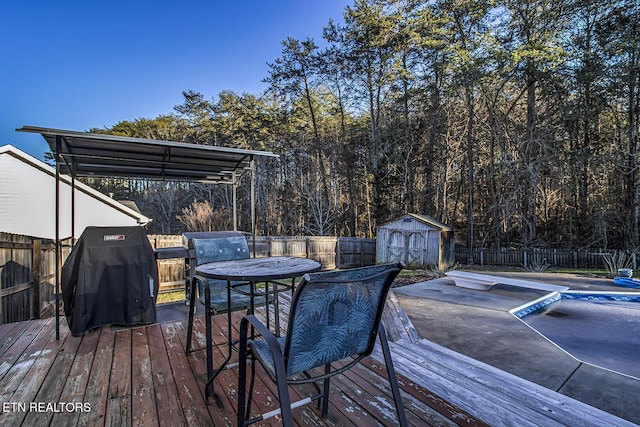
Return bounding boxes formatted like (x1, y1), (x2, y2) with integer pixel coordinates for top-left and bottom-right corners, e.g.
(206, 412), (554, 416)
(149, 234), (185, 292)
(3, 230), (635, 323)
(0, 232), (71, 324)
(149, 235), (377, 293)
(336, 237), (377, 268)
(455, 247), (636, 270)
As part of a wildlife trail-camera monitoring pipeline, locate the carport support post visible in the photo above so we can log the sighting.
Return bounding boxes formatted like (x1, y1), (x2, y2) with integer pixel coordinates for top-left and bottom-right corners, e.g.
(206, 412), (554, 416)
(31, 239), (41, 319)
(54, 135), (61, 340)
(71, 172), (75, 242)
(232, 170), (238, 231)
(251, 156), (256, 255)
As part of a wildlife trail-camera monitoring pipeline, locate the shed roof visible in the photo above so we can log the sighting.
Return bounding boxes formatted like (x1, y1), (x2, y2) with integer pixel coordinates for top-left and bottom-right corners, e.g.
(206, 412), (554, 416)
(16, 126), (278, 184)
(378, 213), (453, 231)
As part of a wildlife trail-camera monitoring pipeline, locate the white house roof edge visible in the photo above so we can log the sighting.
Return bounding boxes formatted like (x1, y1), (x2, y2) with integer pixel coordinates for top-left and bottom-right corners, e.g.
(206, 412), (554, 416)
(0, 144), (151, 225)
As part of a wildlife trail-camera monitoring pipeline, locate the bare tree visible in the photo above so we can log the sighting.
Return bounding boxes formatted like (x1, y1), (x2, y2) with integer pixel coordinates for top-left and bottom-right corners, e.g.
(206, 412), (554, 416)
(177, 200), (231, 232)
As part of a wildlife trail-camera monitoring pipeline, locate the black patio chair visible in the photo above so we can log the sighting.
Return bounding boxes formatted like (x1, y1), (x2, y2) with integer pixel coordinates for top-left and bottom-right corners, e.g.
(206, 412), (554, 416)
(184, 231), (272, 400)
(237, 262), (408, 427)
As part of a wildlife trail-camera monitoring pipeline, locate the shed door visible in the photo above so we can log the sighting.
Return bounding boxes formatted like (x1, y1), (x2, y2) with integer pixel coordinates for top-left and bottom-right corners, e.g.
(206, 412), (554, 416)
(406, 232), (426, 267)
(387, 231), (405, 263)
(386, 230), (439, 267)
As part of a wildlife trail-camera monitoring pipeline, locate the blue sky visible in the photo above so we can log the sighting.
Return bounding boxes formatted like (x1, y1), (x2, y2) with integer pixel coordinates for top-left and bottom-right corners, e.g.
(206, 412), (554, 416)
(1, 1), (348, 160)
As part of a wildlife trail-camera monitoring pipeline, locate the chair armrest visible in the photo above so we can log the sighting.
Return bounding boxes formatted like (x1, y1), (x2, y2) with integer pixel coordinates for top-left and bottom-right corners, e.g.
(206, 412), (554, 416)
(241, 314), (271, 337)
(239, 315), (288, 380)
(240, 315), (281, 353)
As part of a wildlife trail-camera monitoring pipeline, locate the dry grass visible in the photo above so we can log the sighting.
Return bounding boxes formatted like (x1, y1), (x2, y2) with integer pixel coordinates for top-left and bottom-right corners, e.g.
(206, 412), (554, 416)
(157, 290), (186, 304)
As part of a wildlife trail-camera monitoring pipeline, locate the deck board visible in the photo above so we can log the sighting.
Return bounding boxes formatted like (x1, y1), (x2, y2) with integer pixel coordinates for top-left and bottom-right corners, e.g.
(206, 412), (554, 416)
(147, 324), (185, 426)
(50, 325), (98, 426)
(84, 327), (116, 426)
(131, 327), (157, 427)
(106, 328), (131, 427)
(161, 321), (216, 426)
(1, 318), (60, 427)
(21, 331), (81, 427)
(0, 321), (31, 358)
(0, 319), (50, 383)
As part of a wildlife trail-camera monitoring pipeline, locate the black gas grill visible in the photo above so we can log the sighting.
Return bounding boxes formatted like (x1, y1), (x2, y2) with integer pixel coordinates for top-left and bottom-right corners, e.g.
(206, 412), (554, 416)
(62, 226), (159, 335)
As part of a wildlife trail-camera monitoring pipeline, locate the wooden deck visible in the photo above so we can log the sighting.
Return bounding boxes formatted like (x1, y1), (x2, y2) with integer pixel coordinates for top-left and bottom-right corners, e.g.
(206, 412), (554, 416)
(0, 307), (483, 427)
(0, 292), (635, 427)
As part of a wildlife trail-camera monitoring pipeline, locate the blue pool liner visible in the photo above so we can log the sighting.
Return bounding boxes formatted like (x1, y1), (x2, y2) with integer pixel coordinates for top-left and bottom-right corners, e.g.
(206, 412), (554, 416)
(613, 277), (640, 289)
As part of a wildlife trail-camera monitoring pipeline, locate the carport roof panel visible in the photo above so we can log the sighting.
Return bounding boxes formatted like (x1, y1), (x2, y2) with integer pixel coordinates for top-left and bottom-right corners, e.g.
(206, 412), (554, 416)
(17, 126), (278, 183)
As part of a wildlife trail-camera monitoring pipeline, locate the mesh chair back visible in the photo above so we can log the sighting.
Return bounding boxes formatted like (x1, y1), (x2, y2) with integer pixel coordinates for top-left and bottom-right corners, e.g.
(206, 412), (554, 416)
(284, 263), (402, 375)
(192, 234), (251, 308)
(192, 235), (250, 265)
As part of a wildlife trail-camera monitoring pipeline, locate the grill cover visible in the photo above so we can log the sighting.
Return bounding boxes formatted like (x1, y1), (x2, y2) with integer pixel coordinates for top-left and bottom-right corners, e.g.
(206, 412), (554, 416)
(62, 226), (159, 335)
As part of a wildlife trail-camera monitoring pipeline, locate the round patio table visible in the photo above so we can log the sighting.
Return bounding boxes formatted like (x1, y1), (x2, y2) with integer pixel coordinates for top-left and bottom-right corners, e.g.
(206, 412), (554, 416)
(194, 256), (322, 402)
(196, 256), (321, 282)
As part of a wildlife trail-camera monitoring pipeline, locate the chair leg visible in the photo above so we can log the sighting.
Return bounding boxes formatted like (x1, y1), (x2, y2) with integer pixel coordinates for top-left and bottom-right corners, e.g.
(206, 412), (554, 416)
(378, 325), (408, 427)
(204, 280), (214, 401)
(273, 283), (281, 336)
(275, 373), (294, 427)
(237, 318), (249, 427)
(246, 355), (256, 419)
(321, 364), (331, 417)
(185, 276), (198, 353)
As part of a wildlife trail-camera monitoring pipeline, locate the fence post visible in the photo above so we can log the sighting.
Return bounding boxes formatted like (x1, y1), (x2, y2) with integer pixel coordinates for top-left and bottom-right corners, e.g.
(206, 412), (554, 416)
(305, 237), (310, 259)
(31, 239), (42, 319)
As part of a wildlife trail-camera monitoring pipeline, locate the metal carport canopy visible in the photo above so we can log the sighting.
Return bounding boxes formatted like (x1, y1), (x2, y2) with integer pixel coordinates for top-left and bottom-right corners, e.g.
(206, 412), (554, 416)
(16, 125), (278, 340)
(16, 126), (278, 183)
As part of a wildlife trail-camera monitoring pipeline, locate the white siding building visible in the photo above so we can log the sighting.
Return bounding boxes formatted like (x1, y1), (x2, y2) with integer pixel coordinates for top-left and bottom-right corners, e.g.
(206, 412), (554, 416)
(0, 145), (150, 240)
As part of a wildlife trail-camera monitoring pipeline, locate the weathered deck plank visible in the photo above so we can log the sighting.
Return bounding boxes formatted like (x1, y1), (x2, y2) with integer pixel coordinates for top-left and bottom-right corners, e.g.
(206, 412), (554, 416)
(0, 321), (31, 358)
(147, 324), (185, 426)
(106, 328), (131, 427)
(131, 327), (157, 427)
(360, 357), (485, 426)
(0, 318), (54, 404)
(79, 327), (116, 426)
(0, 319), (49, 383)
(161, 321), (217, 426)
(0, 318), (63, 426)
(20, 330), (82, 427)
(50, 325), (100, 426)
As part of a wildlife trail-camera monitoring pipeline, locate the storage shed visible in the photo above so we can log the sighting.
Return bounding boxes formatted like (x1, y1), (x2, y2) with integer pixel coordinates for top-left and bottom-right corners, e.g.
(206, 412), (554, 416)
(376, 213), (454, 270)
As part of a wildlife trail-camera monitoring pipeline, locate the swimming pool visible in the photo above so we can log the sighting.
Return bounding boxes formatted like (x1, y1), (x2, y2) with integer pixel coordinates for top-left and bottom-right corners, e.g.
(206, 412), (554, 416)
(511, 291), (640, 379)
